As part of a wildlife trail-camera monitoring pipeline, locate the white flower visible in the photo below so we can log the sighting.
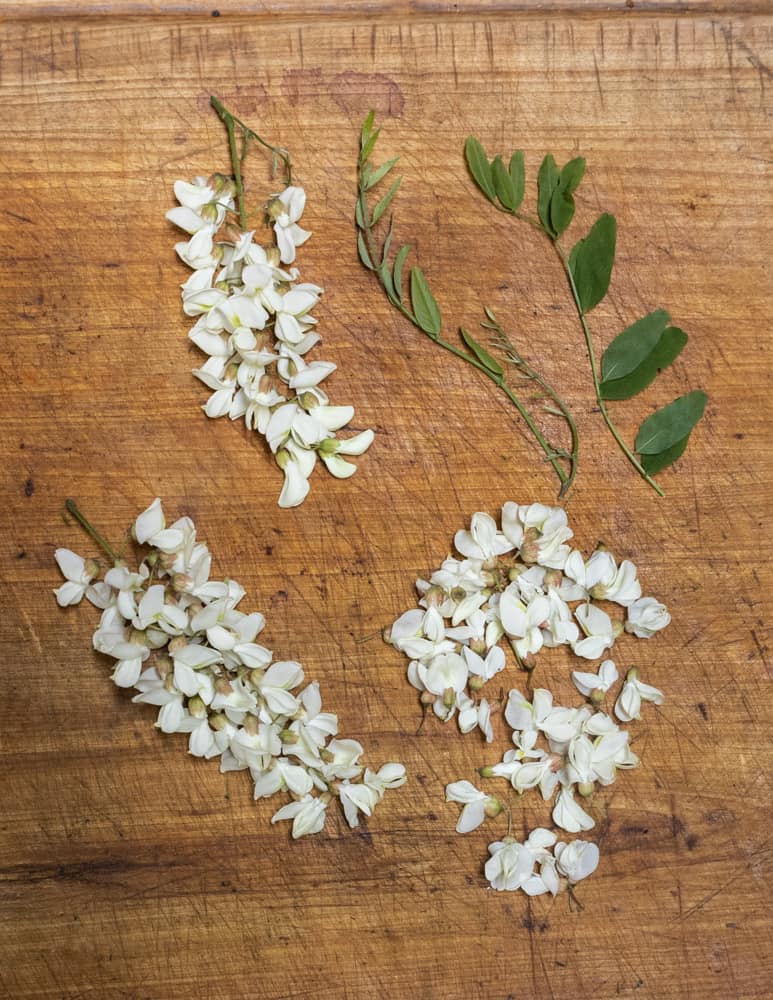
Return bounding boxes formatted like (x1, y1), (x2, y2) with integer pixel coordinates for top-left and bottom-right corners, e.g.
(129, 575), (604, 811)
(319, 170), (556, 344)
(423, 652), (468, 697)
(541, 588), (580, 648)
(626, 597), (671, 638)
(572, 603), (616, 660)
(554, 839), (599, 884)
(454, 512), (514, 561)
(515, 503), (573, 569)
(614, 668), (664, 722)
(552, 786), (595, 833)
(499, 590), (550, 659)
(53, 548), (98, 607)
(271, 793), (328, 838)
(584, 551), (641, 607)
(462, 644), (506, 684)
(133, 498), (185, 552)
(445, 780), (501, 833)
(484, 838), (536, 892)
(521, 828), (560, 897)
(272, 186), (311, 264)
(339, 781), (378, 828)
(572, 659), (619, 699)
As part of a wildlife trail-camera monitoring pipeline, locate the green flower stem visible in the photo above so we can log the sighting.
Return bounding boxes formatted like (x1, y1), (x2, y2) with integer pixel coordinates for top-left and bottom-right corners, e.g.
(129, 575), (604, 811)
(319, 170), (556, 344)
(552, 241), (665, 498)
(64, 499), (121, 564)
(210, 95), (293, 231)
(357, 191), (573, 495)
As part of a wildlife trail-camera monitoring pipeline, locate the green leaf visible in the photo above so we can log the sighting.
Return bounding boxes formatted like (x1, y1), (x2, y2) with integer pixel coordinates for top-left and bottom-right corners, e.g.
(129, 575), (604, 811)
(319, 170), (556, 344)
(392, 244), (411, 305)
(600, 327), (688, 400)
(357, 231), (374, 271)
(365, 157), (399, 191)
(371, 177), (402, 225)
(640, 432), (691, 475)
(560, 157), (586, 195)
(508, 151), (525, 211)
(360, 125), (381, 164)
(635, 390), (708, 455)
(380, 262), (395, 298)
(460, 328), (504, 376)
(492, 156), (517, 211)
(537, 155), (560, 236)
(465, 137), (496, 201)
(381, 220), (394, 266)
(568, 213), (617, 313)
(549, 187), (575, 238)
(410, 267), (441, 336)
(360, 111), (375, 151)
(601, 309), (671, 382)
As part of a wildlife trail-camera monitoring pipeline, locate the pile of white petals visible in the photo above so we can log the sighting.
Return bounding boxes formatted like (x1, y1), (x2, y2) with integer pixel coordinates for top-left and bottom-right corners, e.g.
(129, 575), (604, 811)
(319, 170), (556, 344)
(54, 499), (405, 838)
(167, 176), (373, 508)
(389, 502), (668, 894)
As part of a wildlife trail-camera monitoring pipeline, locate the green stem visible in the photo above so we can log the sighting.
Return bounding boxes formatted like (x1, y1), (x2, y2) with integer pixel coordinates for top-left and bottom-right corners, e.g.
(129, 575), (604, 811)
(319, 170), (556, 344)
(64, 499), (121, 564)
(210, 96), (294, 232)
(358, 186), (570, 492)
(553, 241), (665, 497)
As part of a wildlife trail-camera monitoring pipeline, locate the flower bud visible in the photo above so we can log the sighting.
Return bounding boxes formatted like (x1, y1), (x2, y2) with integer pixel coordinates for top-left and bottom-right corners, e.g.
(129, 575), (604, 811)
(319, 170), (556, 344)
(469, 638), (487, 656)
(208, 712), (228, 731)
(468, 675), (486, 692)
(171, 572), (194, 592)
(275, 449), (291, 471)
(188, 695), (207, 719)
(612, 620), (625, 639)
(381, 626), (392, 643)
(626, 666), (639, 682)
(419, 690), (436, 706)
(478, 765), (496, 779)
(424, 585), (446, 609)
(577, 780), (595, 798)
(84, 557), (100, 578)
(266, 196), (284, 221)
(442, 687), (456, 709)
(483, 796), (503, 819)
(200, 202), (220, 223)
(589, 687), (605, 708)
(299, 391), (320, 410)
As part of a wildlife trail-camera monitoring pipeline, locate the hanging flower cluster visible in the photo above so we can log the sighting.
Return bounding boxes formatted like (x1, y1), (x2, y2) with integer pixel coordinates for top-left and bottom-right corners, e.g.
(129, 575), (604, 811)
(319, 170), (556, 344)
(167, 106), (373, 509)
(388, 502), (667, 894)
(54, 499), (405, 838)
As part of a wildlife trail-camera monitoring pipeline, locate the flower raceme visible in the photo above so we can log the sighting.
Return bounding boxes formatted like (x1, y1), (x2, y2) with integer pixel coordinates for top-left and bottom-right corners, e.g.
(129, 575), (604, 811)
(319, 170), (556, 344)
(387, 501), (669, 895)
(54, 498), (405, 838)
(167, 116), (373, 508)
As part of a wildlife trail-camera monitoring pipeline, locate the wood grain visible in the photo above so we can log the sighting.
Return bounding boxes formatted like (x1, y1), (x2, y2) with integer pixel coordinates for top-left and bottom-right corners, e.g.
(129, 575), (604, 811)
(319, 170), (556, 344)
(0, 8), (771, 1000)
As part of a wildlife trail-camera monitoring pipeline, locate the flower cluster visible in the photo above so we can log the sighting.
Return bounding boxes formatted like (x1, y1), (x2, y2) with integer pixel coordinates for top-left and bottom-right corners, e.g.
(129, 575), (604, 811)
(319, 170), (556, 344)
(54, 499), (405, 837)
(484, 829), (598, 896)
(167, 174), (373, 508)
(389, 502), (668, 893)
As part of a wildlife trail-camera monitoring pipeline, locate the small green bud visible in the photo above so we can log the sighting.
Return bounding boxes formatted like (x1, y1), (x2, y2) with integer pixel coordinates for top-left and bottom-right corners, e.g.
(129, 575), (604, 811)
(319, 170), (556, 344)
(589, 687), (605, 708)
(200, 202), (220, 223)
(484, 797), (503, 819)
(188, 695), (206, 719)
(577, 781), (595, 798)
(442, 687), (456, 709)
(478, 765), (496, 779)
(275, 449), (291, 471)
(468, 675), (486, 692)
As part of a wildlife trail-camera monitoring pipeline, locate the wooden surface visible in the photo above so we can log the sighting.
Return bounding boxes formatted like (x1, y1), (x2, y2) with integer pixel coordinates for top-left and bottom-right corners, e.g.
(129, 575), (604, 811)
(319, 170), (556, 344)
(1, 6), (771, 999)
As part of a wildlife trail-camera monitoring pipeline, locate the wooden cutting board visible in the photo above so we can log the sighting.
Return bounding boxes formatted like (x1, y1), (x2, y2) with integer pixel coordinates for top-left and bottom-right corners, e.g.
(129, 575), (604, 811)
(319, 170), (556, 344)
(1, 4), (770, 998)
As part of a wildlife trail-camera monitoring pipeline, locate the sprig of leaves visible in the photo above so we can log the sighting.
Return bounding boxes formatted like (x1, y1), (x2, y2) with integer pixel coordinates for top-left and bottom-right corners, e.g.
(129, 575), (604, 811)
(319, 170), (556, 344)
(357, 113), (578, 498)
(465, 138), (708, 493)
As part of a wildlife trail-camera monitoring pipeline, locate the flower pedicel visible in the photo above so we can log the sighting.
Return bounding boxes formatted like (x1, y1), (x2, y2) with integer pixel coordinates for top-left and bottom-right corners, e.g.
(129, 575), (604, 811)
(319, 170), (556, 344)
(54, 499), (405, 838)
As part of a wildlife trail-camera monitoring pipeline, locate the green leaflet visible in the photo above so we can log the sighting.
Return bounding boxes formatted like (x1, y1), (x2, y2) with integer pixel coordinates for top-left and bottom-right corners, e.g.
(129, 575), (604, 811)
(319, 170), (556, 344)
(635, 390), (708, 455)
(600, 327), (688, 401)
(357, 231), (374, 271)
(465, 137), (496, 201)
(492, 156), (518, 212)
(392, 244), (412, 305)
(537, 155), (560, 236)
(371, 177), (402, 225)
(601, 309), (671, 382)
(549, 157), (586, 238)
(569, 213), (617, 313)
(366, 157), (399, 191)
(460, 327), (504, 376)
(640, 432), (691, 475)
(360, 111), (375, 151)
(508, 152), (525, 211)
(410, 267), (442, 336)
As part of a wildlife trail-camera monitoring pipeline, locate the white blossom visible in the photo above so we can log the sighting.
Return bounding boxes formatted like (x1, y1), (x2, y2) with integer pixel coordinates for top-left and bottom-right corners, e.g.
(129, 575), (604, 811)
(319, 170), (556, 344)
(446, 780), (501, 833)
(626, 597), (671, 638)
(614, 668), (665, 722)
(555, 839), (599, 884)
